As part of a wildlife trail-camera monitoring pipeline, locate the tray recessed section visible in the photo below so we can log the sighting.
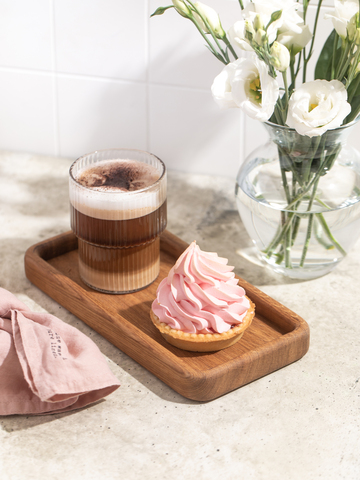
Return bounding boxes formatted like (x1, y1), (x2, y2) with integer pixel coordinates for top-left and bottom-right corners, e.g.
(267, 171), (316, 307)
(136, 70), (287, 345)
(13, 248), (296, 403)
(24, 230), (309, 401)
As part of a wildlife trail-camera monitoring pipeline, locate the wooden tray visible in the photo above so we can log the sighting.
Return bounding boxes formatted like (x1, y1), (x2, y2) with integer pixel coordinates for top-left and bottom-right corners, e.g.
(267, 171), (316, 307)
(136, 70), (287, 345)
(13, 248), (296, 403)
(24, 230), (310, 402)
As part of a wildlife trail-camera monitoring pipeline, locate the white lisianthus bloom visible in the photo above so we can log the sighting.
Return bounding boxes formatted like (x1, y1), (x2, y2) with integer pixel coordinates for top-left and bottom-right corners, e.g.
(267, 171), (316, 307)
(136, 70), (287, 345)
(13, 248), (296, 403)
(193, 2), (225, 38)
(241, 5), (279, 44)
(211, 61), (244, 109)
(211, 55), (279, 121)
(277, 24), (312, 55)
(286, 79), (351, 137)
(228, 21), (253, 51)
(324, 0), (359, 39)
(229, 0), (304, 51)
(243, 0), (304, 40)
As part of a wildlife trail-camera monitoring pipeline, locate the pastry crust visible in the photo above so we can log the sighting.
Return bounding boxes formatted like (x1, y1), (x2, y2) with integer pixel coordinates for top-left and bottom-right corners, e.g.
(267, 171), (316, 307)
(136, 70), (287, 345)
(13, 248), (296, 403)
(150, 298), (255, 352)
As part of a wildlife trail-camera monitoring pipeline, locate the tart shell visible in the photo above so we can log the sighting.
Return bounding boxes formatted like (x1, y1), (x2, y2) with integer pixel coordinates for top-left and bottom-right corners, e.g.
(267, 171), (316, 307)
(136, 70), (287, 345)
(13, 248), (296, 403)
(150, 298), (255, 352)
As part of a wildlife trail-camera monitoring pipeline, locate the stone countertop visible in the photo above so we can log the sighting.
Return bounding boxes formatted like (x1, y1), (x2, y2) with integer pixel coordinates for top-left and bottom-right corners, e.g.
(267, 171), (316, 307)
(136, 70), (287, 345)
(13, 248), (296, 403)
(0, 151), (359, 480)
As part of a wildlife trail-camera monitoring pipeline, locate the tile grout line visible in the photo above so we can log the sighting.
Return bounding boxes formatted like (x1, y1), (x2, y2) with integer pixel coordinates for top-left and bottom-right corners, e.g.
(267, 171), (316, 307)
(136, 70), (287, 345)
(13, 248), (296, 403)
(145, 0), (151, 152)
(50, 0), (60, 157)
(0, 65), (209, 93)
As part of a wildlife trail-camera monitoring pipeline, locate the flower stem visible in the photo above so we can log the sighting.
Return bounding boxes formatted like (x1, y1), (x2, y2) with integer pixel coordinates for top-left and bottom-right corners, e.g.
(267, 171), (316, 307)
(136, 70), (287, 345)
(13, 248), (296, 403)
(331, 31), (339, 80)
(299, 214), (314, 267)
(315, 213), (347, 256)
(284, 218), (292, 268)
(286, 141), (339, 210)
(299, 173), (321, 266)
(187, 0), (230, 63)
(223, 36), (238, 60)
(314, 217), (335, 250)
(281, 163), (291, 204)
(336, 41), (351, 80)
(263, 212), (296, 257)
(264, 132), (346, 269)
(303, 0), (323, 82)
(281, 71), (289, 123)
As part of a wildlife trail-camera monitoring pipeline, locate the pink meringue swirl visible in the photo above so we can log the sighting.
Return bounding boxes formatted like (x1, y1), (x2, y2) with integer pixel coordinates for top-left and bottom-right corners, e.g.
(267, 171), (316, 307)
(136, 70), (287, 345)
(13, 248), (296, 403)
(152, 241), (251, 334)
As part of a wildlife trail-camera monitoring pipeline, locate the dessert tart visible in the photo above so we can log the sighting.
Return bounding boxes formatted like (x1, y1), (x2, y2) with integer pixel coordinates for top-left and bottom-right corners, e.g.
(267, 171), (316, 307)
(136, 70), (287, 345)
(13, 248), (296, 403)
(150, 303), (254, 352)
(151, 241), (255, 352)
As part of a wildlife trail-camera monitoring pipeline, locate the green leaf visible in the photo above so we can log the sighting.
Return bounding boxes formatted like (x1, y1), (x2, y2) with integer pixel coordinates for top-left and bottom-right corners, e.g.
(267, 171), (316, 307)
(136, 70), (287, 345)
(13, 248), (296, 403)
(150, 5), (173, 17)
(346, 94), (360, 122)
(348, 73), (360, 99)
(204, 44), (227, 64)
(315, 29), (341, 80)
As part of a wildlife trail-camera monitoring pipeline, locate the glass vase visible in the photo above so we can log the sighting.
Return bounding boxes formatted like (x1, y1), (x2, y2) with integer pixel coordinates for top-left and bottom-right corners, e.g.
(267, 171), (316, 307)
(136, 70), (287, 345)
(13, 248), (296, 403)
(235, 121), (360, 280)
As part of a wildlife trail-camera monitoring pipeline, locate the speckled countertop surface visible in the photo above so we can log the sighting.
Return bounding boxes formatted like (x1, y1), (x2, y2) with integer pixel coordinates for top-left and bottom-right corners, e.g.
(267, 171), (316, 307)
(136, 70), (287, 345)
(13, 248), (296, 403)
(0, 151), (359, 480)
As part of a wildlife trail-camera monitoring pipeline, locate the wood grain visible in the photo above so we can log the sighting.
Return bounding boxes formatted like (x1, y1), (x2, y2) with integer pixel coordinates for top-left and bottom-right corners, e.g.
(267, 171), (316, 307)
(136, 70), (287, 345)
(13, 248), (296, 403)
(24, 230), (310, 401)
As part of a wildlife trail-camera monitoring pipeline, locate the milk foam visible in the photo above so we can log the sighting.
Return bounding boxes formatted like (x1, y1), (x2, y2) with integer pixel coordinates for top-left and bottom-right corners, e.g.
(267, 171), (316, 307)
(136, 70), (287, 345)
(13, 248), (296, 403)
(70, 159), (166, 220)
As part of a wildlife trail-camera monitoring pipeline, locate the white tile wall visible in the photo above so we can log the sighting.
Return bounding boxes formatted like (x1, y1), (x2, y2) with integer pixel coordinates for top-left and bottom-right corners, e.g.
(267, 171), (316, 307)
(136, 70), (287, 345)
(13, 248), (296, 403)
(57, 75), (148, 158)
(149, 84), (241, 176)
(54, 0), (148, 81)
(0, 70), (55, 154)
(0, 0), (53, 70)
(0, 0), (359, 178)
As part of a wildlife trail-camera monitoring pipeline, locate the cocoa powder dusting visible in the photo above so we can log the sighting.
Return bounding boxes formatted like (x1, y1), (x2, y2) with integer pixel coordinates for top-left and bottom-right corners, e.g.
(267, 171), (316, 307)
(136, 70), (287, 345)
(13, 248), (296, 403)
(76, 160), (159, 191)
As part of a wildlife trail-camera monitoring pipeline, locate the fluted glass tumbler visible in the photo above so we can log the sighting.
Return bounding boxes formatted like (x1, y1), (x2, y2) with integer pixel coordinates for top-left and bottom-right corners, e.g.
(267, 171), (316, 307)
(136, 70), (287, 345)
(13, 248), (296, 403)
(69, 148), (167, 294)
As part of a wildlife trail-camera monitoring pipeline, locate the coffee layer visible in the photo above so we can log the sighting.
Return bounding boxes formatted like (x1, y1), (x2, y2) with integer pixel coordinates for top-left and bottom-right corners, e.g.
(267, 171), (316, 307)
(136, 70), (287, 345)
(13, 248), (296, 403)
(78, 237), (160, 293)
(70, 201), (167, 247)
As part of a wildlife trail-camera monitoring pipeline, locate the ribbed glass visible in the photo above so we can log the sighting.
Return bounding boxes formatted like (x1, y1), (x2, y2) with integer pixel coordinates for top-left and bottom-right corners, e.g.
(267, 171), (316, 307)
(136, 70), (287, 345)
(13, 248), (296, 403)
(69, 148), (167, 293)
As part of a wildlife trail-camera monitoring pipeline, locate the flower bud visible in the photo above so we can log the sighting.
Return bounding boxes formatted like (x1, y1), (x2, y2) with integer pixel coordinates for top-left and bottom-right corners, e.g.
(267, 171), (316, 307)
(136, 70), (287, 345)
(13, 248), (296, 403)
(245, 19), (255, 37)
(347, 13), (358, 41)
(254, 28), (267, 46)
(253, 14), (264, 32)
(270, 41), (290, 71)
(172, 0), (191, 17)
(270, 10), (283, 24)
(193, 2), (225, 38)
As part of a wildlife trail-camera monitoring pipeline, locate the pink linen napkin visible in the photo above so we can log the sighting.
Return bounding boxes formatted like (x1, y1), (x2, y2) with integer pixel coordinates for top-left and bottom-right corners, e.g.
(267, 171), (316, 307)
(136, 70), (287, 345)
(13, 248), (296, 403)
(0, 288), (120, 415)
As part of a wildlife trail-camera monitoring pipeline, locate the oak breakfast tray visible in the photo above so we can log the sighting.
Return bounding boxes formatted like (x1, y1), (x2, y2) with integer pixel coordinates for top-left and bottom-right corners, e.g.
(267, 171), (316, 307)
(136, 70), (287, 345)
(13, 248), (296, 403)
(24, 230), (310, 402)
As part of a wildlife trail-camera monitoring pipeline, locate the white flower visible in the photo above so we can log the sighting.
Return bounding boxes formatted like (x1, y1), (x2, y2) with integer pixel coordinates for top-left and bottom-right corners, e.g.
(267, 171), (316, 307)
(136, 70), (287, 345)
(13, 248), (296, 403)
(172, 0), (191, 17)
(243, 0), (304, 41)
(193, 2), (225, 38)
(211, 55), (279, 122)
(286, 80), (351, 137)
(241, 4), (279, 44)
(270, 41), (290, 71)
(277, 24), (312, 55)
(324, 0), (359, 39)
(211, 61), (243, 109)
(228, 21), (254, 51)
(229, 0), (304, 50)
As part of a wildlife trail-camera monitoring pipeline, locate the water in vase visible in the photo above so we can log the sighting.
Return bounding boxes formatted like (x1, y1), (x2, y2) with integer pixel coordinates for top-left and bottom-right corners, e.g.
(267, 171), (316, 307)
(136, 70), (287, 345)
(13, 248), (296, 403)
(235, 157), (360, 279)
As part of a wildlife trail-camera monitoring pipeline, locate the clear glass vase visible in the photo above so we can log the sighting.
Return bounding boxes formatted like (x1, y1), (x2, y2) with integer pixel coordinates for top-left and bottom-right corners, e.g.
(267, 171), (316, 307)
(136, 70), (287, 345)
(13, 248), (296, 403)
(235, 121), (360, 280)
